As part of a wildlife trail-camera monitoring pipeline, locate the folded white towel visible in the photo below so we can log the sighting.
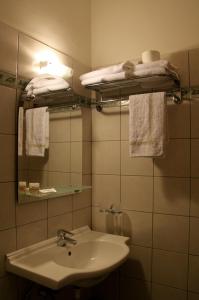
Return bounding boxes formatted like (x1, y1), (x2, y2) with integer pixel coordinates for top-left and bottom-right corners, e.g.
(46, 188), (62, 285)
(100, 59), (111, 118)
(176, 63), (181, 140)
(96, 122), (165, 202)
(80, 61), (134, 81)
(134, 59), (177, 72)
(25, 74), (65, 90)
(133, 66), (177, 78)
(129, 92), (167, 157)
(81, 71), (133, 86)
(25, 107), (49, 157)
(25, 75), (70, 97)
(18, 107), (24, 156)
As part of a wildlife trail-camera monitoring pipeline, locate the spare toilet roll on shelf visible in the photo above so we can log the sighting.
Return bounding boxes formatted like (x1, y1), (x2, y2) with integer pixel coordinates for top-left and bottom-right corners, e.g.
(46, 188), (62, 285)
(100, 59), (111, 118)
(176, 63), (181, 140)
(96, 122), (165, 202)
(141, 50), (160, 63)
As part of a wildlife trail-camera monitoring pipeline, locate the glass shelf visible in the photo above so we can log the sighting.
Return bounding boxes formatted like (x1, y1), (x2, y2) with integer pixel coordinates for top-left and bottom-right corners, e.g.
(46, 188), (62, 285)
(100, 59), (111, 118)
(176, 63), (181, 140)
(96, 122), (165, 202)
(18, 185), (92, 204)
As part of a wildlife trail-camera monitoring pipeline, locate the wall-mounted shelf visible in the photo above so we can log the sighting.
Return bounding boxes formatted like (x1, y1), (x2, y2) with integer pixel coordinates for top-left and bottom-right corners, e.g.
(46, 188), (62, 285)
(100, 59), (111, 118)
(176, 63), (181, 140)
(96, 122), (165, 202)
(85, 74), (182, 110)
(86, 74), (180, 95)
(20, 88), (91, 110)
(18, 185), (92, 204)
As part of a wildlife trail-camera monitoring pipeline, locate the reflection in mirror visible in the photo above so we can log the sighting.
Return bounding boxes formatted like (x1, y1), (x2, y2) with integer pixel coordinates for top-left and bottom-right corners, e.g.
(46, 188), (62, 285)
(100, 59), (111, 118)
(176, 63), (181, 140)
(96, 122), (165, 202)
(17, 33), (91, 204)
(18, 105), (90, 203)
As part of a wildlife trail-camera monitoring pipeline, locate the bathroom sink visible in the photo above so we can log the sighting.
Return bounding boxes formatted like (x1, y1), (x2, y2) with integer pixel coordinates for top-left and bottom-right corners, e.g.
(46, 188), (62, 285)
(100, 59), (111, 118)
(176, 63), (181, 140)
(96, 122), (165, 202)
(6, 226), (129, 289)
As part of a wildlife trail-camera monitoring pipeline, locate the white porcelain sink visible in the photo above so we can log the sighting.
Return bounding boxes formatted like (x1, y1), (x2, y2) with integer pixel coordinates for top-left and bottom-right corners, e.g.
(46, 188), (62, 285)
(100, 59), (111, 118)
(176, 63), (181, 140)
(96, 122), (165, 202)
(6, 226), (129, 289)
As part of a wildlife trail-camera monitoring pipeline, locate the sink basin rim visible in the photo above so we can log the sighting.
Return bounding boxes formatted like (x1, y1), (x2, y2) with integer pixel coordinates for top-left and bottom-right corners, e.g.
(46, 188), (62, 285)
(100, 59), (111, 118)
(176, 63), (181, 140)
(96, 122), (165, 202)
(6, 226), (130, 290)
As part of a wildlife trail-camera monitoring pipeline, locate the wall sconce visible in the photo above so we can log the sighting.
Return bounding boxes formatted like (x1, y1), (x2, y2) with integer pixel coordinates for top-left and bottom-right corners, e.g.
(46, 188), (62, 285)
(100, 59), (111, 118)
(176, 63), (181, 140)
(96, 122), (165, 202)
(33, 51), (73, 78)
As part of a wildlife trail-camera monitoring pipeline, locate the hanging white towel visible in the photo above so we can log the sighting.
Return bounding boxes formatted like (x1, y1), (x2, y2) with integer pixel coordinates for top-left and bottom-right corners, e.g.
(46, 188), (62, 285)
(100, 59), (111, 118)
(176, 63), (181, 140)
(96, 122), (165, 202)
(129, 92), (167, 157)
(18, 107), (24, 156)
(25, 107), (49, 157)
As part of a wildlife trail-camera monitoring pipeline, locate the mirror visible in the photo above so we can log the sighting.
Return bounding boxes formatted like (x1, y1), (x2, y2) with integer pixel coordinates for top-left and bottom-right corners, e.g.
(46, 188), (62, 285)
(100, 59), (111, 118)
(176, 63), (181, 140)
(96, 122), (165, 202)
(18, 106), (87, 203)
(17, 33), (91, 204)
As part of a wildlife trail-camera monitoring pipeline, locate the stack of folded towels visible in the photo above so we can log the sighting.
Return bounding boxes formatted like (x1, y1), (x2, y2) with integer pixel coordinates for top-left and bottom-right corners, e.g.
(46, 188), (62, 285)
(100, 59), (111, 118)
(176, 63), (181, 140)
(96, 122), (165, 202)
(80, 60), (178, 86)
(25, 74), (70, 97)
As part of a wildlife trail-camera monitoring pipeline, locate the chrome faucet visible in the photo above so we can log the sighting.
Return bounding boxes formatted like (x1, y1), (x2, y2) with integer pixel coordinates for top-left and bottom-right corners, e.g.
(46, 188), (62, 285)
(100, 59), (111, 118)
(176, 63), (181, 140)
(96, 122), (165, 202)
(57, 229), (77, 247)
(99, 204), (122, 215)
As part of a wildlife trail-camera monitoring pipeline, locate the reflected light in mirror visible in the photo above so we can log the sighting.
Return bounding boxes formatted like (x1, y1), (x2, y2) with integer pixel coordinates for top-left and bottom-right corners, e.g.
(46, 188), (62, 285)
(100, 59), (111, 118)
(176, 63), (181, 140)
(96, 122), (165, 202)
(33, 51), (73, 78)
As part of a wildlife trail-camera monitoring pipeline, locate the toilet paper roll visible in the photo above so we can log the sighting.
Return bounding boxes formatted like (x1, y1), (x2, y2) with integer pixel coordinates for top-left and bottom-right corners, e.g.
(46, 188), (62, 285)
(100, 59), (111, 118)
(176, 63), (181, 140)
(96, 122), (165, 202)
(142, 50), (160, 63)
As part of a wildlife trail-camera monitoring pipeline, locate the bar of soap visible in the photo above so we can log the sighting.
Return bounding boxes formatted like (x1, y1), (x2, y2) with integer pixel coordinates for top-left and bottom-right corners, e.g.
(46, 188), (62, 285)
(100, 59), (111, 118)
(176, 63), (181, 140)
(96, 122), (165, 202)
(39, 188), (57, 194)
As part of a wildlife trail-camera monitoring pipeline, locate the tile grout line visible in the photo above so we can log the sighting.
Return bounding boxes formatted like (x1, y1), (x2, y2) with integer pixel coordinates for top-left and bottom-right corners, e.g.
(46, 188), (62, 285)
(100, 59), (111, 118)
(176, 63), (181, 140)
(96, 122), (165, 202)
(187, 50), (192, 300)
(15, 31), (20, 251)
(150, 157), (155, 295)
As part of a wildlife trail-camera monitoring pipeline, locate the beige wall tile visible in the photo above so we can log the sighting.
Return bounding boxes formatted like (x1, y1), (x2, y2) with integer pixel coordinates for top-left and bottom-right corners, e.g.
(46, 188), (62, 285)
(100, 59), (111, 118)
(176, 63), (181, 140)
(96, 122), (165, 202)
(70, 173), (82, 185)
(48, 195), (72, 218)
(167, 99), (190, 138)
(73, 207), (91, 229)
(92, 141), (120, 174)
(70, 109), (82, 141)
(154, 139), (190, 177)
(120, 278), (151, 300)
(191, 140), (199, 177)
(82, 142), (92, 174)
(121, 105), (129, 141)
(92, 206), (120, 234)
(82, 107), (92, 142)
(16, 200), (47, 226)
(122, 210), (152, 247)
(121, 176), (153, 212)
(92, 106), (120, 141)
(48, 142), (70, 172)
(0, 228), (16, 277)
(17, 220), (47, 249)
(190, 217), (199, 255)
(154, 177), (190, 216)
(0, 182), (15, 230)
(70, 142), (82, 172)
(163, 50), (189, 87)
(73, 189), (91, 210)
(28, 155), (48, 172)
(153, 214), (189, 253)
(49, 111), (70, 142)
(191, 98), (199, 138)
(189, 48), (199, 87)
(0, 86), (16, 134)
(121, 245), (152, 281)
(47, 212), (72, 238)
(152, 283), (187, 300)
(189, 255), (199, 293)
(191, 178), (199, 217)
(0, 134), (15, 182)
(0, 21), (18, 75)
(47, 171), (70, 187)
(152, 249), (188, 289)
(121, 141), (153, 176)
(92, 174), (120, 207)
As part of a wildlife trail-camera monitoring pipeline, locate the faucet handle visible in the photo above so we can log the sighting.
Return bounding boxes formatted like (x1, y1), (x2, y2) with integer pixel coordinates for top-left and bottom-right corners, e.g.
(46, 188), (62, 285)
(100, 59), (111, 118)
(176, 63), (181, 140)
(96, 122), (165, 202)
(57, 229), (73, 237)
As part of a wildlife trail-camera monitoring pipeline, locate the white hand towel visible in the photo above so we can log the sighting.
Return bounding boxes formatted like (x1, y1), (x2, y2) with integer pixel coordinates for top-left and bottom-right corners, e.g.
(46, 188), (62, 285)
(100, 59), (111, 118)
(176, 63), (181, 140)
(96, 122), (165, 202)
(134, 59), (176, 71)
(32, 82), (70, 95)
(81, 71), (133, 86)
(25, 74), (66, 91)
(25, 107), (49, 157)
(133, 66), (174, 78)
(129, 92), (167, 157)
(80, 61), (134, 81)
(18, 107), (24, 156)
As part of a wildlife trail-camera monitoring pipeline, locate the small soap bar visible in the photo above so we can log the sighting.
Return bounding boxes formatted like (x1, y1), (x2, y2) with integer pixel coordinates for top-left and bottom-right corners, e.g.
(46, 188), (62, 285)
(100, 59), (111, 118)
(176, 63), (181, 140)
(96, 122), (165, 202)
(29, 182), (40, 193)
(19, 181), (27, 192)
